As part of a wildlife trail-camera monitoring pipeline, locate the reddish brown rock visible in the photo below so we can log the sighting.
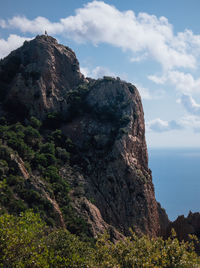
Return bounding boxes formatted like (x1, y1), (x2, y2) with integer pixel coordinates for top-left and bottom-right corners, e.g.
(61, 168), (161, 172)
(0, 35), (85, 119)
(62, 77), (168, 237)
(166, 212), (200, 241)
(0, 35), (169, 238)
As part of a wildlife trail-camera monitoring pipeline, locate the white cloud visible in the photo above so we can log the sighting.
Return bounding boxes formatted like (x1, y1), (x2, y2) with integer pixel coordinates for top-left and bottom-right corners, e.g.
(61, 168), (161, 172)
(1, 1), (199, 70)
(90, 66), (115, 78)
(148, 71), (200, 95)
(180, 94), (200, 115)
(80, 66), (90, 77)
(148, 74), (166, 84)
(4, 16), (64, 35)
(0, 34), (32, 59)
(168, 71), (200, 94)
(130, 53), (148, 62)
(147, 114), (200, 133)
(147, 118), (182, 132)
(80, 65), (115, 78)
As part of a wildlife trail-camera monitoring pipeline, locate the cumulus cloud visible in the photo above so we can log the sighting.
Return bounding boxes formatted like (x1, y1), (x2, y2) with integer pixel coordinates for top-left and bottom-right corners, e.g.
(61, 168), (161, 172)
(130, 53), (148, 62)
(147, 118), (182, 132)
(147, 114), (200, 133)
(148, 74), (166, 85)
(180, 94), (200, 115)
(1, 1), (199, 70)
(0, 34), (32, 59)
(3, 16), (64, 35)
(148, 71), (200, 95)
(80, 65), (115, 78)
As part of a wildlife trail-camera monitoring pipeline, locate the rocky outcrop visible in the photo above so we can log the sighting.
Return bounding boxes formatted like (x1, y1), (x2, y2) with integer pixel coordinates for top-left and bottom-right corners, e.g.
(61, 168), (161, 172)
(62, 77), (165, 237)
(0, 35), (169, 238)
(0, 35), (85, 119)
(10, 154), (30, 180)
(166, 212), (200, 241)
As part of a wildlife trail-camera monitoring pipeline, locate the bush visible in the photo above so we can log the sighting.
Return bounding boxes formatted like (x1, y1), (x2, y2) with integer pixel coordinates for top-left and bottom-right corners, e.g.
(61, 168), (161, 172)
(34, 152), (48, 167)
(0, 211), (49, 267)
(56, 147), (70, 162)
(40, 142), (55, 155)
(43, 166), (60, 183)
(30, 116), (42, 129)
(91, 230), (200, 268)
(0, 159), (9, 176)
(24, 125), (41, 147)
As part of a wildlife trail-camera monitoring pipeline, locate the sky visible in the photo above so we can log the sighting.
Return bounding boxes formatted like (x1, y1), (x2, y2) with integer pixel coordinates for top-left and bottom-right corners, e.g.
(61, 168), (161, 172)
(1, 0), (200, 148)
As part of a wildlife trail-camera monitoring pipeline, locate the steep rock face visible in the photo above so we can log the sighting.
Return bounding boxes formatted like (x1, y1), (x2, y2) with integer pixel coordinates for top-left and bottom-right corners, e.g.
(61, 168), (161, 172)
(0, 35), (169, 237)
(62, 78), (163, 236)
(0, 35), (84, 119)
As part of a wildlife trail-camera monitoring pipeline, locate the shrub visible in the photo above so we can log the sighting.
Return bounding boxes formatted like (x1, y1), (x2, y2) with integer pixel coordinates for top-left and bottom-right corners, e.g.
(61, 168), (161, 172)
(56, 147), (70, 162)
(40, 142), (55, 155)
(0, 211), (199, 267)
(24, 125), (41, 147)
(0, 159), (9, 177)
(0, 211), (49, 267)
(43, 166), (60, 183)
(34, 152), (48, 167)
(30, 116), (42, 129)
(91, 230), (200, 268)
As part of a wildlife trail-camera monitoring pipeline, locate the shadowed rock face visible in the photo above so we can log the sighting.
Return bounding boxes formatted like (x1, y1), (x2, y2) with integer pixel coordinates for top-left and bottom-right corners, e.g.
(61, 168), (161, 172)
(0, 35), (169, 238)
(166, 212), (200, 241)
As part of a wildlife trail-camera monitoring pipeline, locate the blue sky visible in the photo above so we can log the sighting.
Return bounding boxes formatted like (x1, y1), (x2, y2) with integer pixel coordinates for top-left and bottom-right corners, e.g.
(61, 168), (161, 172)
(1, 0), (200, 148)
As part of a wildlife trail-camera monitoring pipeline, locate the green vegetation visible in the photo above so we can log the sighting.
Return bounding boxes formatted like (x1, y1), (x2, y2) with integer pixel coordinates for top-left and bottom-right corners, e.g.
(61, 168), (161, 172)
(66, 83), (90, 119)
(0, 211), (199, 267)
(0, 116), (90, 237)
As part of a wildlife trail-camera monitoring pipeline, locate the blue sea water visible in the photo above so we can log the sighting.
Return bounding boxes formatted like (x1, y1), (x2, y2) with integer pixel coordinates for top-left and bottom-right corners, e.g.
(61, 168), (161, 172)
(148, 148), (200, 221)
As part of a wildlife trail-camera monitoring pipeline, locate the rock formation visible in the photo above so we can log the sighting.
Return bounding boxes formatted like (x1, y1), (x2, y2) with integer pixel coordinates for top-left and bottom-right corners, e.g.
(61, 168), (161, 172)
(0, 35), (169, 238)
(166, 212), (200, 241)
(0, 35), (85, 119)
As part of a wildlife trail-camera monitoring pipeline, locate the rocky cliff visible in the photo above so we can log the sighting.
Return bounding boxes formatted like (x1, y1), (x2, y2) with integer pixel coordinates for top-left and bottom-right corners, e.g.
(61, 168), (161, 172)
(166, 212), (200, 241)
(0, 35), (169, 238)
(0, 35), (85, 119)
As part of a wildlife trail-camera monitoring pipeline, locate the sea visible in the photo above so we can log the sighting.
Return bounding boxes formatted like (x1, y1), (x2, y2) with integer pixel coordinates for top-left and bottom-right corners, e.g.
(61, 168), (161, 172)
(148, 147), (200, 221)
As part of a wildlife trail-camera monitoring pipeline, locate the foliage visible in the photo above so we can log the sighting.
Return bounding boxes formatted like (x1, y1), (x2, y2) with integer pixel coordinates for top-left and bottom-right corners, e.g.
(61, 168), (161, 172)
(66, 83), (90, 119)
(30, 116), (42, 129)
(0, 211), (49, 267)
(91, 230), (200, 268)
(0, 118), (89, 236)
(0, 211), (199, 267)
